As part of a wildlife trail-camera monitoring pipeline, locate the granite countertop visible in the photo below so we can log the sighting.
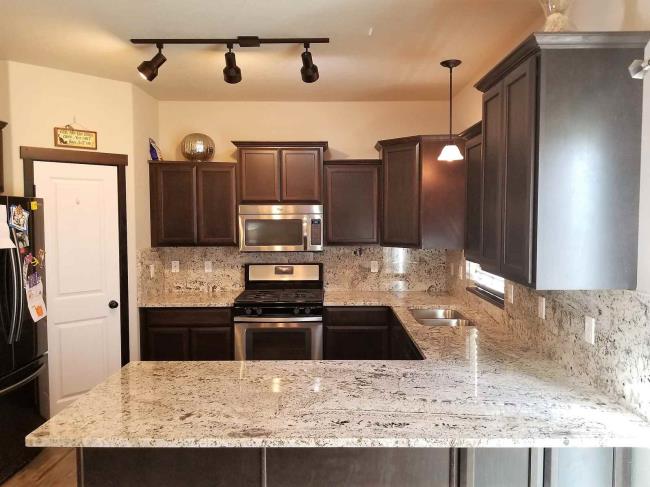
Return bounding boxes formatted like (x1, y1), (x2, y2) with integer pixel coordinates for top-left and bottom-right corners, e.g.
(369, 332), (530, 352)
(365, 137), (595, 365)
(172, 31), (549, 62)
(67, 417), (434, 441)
(28, 292), (650, 449)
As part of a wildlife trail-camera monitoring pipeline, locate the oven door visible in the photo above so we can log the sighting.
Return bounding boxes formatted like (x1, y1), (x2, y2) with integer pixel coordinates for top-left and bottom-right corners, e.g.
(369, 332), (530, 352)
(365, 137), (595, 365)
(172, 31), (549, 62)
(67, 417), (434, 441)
(234, 319), (323, 360)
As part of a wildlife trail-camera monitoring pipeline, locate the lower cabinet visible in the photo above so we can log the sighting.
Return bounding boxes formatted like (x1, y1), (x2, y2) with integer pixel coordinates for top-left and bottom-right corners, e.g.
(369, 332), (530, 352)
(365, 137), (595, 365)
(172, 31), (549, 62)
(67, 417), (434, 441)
(323, 307), (423, 360)
(141, 308), (233, 361)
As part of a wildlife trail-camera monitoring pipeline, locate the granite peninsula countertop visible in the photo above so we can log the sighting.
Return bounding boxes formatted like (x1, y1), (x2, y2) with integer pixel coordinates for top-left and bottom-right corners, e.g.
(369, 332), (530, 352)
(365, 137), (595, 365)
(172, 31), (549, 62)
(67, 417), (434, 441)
(28, 291), (650, 449)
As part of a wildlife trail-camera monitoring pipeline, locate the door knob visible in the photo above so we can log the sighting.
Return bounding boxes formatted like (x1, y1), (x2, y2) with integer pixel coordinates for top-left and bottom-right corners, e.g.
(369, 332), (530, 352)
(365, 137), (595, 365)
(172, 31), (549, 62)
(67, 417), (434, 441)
(108, 300), (119, 309)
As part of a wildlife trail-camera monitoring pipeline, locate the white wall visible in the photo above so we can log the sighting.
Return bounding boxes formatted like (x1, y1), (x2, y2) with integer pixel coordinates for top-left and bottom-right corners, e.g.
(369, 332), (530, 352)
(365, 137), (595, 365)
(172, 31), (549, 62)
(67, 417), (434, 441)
(158, 101), (448, 161)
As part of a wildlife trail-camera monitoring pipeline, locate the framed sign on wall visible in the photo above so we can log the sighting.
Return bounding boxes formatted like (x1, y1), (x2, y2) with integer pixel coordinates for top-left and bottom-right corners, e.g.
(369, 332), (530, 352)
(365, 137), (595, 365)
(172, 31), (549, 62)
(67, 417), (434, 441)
(54, 126), (97, 150)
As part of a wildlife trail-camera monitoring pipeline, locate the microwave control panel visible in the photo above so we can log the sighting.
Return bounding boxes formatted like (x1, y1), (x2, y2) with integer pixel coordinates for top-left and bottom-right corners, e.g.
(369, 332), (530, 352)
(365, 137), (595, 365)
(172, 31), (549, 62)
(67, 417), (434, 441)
(310, 219), (322, 246)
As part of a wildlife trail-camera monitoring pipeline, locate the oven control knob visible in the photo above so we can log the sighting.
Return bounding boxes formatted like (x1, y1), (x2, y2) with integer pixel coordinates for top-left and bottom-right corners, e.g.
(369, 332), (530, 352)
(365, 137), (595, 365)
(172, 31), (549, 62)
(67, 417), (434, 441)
(255, 307), (263, 316)
(304, 307), (312, 315)
(293, 307), (301, 315)
(245, 307), (253, 315)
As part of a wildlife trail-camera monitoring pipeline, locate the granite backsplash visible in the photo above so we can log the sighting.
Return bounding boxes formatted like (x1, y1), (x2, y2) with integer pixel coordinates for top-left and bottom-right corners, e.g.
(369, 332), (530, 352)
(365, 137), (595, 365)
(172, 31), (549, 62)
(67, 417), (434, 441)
(447, 250), (650, 420)
(138, 246), (447, 301)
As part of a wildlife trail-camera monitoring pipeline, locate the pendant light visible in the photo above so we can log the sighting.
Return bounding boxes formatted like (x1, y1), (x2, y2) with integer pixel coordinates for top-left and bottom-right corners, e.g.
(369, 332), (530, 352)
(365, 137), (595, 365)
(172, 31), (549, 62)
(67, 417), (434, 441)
(438, 59), (464, 162)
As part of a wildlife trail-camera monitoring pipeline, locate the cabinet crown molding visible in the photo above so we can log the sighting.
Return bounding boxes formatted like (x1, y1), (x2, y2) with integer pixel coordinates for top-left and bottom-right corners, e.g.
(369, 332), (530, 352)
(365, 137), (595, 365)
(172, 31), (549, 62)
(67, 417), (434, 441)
(231, 141), (328, 150)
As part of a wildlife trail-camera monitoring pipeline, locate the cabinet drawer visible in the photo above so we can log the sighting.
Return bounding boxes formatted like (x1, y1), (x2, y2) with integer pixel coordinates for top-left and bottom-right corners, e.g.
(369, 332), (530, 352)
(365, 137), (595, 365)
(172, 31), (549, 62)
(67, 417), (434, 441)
(190, 327), (233, 360)
(324, 307), (392, 326)
(143, 308), (232, 326)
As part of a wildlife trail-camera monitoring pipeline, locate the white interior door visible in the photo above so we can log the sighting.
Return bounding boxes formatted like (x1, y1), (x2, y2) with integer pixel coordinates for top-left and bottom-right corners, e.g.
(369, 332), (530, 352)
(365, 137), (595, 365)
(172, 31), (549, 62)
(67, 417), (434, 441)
(34, 161), (121, 416)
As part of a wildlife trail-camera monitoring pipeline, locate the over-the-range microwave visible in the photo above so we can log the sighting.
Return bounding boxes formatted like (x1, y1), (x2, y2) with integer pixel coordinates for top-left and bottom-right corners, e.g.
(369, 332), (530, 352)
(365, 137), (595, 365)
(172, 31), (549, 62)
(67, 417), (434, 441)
(238, 204), (324, 252)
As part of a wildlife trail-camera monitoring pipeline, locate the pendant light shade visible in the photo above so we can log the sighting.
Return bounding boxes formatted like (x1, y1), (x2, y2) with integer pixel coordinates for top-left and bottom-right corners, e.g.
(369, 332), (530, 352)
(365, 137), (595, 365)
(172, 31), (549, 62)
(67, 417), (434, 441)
(438, 59), (463, 162)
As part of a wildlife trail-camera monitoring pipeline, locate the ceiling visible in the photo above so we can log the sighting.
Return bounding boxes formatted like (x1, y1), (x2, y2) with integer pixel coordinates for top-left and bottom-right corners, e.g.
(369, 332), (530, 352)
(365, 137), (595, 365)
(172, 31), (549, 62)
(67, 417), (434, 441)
(0, 0), (543, 101)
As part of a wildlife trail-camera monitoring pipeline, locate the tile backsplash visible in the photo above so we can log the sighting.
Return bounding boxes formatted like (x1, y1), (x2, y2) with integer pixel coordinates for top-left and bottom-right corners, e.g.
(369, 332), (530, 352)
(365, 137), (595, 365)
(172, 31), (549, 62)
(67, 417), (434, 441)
(139, 246), (447, 301)
(447, 250), (650, 420)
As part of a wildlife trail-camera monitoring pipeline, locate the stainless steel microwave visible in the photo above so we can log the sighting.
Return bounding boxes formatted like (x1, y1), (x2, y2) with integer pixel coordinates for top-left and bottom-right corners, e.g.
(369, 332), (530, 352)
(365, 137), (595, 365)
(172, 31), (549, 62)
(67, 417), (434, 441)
(238, 205), (324, 252)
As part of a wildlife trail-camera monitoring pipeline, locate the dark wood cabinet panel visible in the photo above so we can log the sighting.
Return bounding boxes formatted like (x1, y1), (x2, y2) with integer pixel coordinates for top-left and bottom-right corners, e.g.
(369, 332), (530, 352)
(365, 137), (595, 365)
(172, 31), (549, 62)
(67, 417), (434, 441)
(324, 325), (389, 360)
(145, 327), (190, 361)
(480, 83), (504, 274)
(464, 134), (483, 262)
(381, 142), (421, 247)
(500, 57), (537, 285)
(190, 327), (233, 360)
(197, 164), (237, 245)
(150, 164), (197, 246)
(141, 308), (233, 361)
(324, 163), (380, 245)
(239, 149), (281, 202)
(281, 149), (322, 202)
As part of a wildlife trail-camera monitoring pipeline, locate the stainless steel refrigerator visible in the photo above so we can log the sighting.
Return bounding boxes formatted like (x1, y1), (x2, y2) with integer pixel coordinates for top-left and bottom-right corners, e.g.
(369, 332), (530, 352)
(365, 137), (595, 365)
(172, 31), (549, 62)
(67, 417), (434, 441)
(0, 196), (47, 483)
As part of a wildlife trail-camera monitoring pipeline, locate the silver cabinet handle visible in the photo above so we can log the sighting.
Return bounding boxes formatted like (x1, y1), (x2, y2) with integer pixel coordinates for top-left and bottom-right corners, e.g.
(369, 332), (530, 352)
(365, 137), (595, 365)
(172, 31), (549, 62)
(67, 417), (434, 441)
(0, 362), (46, 397)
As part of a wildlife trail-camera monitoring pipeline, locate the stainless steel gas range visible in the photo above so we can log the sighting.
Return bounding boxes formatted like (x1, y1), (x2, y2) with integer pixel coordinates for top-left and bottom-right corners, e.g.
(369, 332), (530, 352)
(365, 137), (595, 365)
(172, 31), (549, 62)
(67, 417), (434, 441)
(233, 263), (324, 360)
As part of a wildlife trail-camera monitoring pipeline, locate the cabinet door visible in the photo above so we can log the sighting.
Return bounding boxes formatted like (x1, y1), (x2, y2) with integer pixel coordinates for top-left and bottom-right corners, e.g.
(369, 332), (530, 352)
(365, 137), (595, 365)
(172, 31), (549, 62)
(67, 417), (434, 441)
(464, 135), (483, 262)
(190, 327), (232, 360)
(501, 57), (537, 285)
(281, 149), (322, 202)
(145, 327), (190, 360)
(324, 325), (389, 360)
(150, 164), (197, 246)
(325, 164), (379, 244)
(240, 149), (281, 202)
(381, 142), (420, 247)
(480, 83), (504, 273)
(197, 164), (237, 245)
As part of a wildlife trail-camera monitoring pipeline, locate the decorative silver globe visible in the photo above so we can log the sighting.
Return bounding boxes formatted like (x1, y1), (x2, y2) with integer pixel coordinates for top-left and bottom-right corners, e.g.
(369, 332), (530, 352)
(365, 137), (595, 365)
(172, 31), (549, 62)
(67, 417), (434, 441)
(180, 133), (215, 161)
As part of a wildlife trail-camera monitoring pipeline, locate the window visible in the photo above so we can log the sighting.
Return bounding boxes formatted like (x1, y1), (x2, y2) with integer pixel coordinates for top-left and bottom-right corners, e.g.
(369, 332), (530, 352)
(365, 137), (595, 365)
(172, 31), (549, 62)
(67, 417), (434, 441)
(466, 261), (505, 305)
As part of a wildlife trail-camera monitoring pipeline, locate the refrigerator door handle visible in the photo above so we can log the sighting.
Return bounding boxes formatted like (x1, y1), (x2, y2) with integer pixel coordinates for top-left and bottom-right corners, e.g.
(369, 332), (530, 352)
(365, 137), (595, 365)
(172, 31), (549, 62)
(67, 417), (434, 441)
(7, 247), (19, 344)
(0, 362), (46, 397)
(11, 229), (25, 342)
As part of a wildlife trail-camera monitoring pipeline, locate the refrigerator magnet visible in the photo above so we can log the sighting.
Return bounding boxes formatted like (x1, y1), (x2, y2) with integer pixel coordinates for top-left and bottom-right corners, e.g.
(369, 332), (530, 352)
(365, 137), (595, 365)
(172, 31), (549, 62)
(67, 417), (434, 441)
(9, 205), (29, 232)
(15, 231), (29, 249)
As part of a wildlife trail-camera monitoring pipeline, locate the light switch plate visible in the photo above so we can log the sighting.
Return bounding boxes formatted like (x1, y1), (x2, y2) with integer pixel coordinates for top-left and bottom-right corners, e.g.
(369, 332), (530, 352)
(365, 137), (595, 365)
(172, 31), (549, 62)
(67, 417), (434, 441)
(537, 296), (546, 320)
(370, 261), (379, 273)
(149, 264), (155, 279)
(506, 283), (514, 304)
(584, 316), (596, 345)
(204, 261), (213, 273)
(171, 260), (180, 273)
(458, 264), (464, 280)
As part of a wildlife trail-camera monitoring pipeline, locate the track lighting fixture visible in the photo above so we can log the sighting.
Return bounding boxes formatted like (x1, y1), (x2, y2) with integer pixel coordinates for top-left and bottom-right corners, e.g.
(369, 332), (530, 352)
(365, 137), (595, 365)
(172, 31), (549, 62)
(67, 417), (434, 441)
(131, 36), (328, 83)
(438, 59), (464, 162)
(137, 44), (166, 82)
(223, 46), (242, 84)
(301, 44), (319, 83)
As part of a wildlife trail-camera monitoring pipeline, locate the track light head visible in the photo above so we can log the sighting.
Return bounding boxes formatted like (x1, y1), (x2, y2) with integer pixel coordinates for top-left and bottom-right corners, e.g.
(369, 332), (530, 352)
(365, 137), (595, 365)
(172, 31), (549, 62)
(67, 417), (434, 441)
(223, 47), (242, 84)
(301, 46), (319, 83)
(137, 45), (166, 82)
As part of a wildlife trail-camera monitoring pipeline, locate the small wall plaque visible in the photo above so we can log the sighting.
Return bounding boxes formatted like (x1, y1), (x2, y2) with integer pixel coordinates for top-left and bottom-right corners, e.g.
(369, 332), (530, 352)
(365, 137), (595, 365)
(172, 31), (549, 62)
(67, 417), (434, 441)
(54, 126), (97, 150)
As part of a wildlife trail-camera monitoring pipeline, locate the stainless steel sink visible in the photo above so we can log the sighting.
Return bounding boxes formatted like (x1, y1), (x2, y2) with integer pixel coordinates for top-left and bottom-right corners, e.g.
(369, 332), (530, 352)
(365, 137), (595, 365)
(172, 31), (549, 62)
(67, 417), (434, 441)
(409, 308), (473, 327)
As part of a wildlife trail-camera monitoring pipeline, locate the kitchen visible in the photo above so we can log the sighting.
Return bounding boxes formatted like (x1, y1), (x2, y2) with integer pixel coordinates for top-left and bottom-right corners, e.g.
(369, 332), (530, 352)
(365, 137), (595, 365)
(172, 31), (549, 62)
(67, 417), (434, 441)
(1, 1), (650, 486)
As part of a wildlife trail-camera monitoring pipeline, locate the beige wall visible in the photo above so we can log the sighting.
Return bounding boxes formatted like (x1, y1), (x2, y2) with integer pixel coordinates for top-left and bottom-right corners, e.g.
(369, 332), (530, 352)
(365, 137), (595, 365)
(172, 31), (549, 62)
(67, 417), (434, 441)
(158, 101), (448, 161)
(568, 0), (650, 30)
(0, 61), (9, 176)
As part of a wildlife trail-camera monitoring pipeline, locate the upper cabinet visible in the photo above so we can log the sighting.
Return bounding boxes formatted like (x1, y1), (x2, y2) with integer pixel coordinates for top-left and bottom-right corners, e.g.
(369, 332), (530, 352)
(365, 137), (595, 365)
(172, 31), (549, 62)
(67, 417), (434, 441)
(460, 123), (482, 264)
(150, 162), (237, 247)
(324, 160), (380, 245)
(376, 135), (465, 249)
(471, 31), (649, 290)
(233, 141), (327, 204)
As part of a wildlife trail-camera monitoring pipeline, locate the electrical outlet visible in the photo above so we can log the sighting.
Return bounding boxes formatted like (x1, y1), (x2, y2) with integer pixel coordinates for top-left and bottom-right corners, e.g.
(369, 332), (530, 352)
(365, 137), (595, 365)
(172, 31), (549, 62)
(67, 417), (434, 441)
(506, 283), (514, 304)
(171, 260), (180, 273)
(204, 261), (213, 273)
(370, 261), (379, 273)
(537, 296), (546, 320)
(450, 265), (455, 276)
(584, 316), (596, 345)
(458, 264), (464, 280)
(149, 264), (155, 279)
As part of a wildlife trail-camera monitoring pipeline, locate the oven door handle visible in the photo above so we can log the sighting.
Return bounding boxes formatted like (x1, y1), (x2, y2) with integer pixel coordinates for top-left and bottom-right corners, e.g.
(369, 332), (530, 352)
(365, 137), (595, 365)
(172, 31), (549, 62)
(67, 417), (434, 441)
(234, 316), (322, 323)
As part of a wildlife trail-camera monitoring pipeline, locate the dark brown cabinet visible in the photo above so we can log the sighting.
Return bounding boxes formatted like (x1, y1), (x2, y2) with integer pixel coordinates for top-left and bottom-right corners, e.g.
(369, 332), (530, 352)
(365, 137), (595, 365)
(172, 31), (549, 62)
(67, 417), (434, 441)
(471, 32), (648, 289)
(376, 135), (465, 249)
(141, 308), (233, 361)
(324, 161), (380, 245)
(150, 162), (237, 247)
(461, 123), (482, 263)
(233, 141), (328, 204)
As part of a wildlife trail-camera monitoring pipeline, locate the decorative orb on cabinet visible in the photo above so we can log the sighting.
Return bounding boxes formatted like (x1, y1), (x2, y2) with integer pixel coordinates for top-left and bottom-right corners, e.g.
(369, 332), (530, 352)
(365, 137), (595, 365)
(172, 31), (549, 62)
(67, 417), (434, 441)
(180, 133), (215, 161)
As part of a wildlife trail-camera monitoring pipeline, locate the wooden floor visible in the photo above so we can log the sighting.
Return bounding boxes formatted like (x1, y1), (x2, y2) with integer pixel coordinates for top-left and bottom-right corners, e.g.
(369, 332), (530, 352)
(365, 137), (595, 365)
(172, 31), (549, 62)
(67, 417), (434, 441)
(3, 448), (76, 487)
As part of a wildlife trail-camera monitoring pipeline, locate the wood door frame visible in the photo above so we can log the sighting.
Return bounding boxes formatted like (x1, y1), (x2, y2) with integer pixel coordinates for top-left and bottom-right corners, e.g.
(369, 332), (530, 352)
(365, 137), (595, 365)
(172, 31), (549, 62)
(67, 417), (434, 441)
(20, 146), (130, 365)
